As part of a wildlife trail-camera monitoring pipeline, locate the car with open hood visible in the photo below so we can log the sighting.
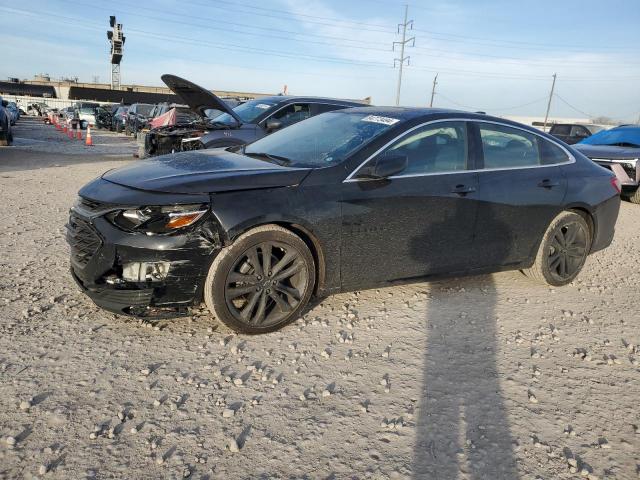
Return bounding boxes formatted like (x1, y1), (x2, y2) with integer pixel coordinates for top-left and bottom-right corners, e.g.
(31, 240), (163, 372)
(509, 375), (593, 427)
(67, 107), (621, 334)
(142, 74), (367, 157)
(573, 125), (640, 203)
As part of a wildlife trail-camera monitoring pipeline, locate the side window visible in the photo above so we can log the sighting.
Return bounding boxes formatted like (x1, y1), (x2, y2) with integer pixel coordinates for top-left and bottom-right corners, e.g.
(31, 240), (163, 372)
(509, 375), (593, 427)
(271, 103), (311, 127)
(538, 138), (571, 165)
(380, 121), (468, 175)
(311, 103), (345, 115)
(479, 123), (540, 169)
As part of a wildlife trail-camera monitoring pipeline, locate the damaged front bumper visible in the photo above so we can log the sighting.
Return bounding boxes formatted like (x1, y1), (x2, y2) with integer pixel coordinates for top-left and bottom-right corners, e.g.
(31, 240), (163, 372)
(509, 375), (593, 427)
(66, 208), (222, 316)
(592, 158), (640, 191)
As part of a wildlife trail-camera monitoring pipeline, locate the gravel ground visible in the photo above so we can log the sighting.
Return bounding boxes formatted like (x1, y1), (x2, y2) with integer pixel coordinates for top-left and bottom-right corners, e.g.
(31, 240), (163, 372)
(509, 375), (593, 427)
(10, 117), (137, 156)
(0, 121), (639, 479)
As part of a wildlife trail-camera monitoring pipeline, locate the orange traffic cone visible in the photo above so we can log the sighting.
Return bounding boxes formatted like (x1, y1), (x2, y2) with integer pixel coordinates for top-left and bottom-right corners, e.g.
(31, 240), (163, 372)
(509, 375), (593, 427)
(68, 126), (74, 139)
(85, 126), (93, 146)
(62, 123), (68, 134)
(76, 128), (82, 140)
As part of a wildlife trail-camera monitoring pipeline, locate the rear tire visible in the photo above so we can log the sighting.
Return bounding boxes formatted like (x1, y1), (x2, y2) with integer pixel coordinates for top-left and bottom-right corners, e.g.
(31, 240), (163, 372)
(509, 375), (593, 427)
(523, 211), (591, 286)
(204, 225), (315, 334)
(624, 189), (640, 204)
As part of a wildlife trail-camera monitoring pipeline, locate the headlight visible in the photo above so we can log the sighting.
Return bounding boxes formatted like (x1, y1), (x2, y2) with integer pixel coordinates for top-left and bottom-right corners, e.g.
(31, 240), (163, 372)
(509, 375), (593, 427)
(106, 204), (208, 234)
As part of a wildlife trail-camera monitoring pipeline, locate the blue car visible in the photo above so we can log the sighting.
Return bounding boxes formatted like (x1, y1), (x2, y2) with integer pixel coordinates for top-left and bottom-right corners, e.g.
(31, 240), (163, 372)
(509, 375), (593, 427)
(573, 125), (640, 203)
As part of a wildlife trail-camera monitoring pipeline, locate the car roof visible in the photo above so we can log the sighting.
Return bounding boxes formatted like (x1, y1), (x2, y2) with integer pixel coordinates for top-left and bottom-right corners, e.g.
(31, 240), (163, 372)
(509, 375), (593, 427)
(251, 95), (366, 106)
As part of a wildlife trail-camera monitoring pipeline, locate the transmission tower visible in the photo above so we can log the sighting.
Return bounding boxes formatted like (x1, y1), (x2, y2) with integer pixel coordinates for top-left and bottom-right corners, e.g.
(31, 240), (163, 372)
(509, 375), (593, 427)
(393, 5), (415, 106)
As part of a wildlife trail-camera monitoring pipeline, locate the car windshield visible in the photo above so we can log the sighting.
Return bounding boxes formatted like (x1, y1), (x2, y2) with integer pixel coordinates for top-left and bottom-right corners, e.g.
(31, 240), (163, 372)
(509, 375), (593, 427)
(136, 104), (154, 117)
(579, 127), (640, 147)
(244, 111), (401, 167)
(213, 99), (279, 125)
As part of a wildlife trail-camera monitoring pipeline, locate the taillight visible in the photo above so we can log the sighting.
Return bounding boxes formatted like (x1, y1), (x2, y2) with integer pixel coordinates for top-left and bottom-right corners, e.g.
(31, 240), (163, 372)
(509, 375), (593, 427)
(610, 176), (621, 194)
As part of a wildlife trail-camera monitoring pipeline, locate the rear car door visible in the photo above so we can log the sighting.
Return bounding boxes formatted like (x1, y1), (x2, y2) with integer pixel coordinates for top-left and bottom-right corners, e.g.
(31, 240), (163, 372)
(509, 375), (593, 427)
(340, 120), (481, 288)
(471, 121), (570, 269)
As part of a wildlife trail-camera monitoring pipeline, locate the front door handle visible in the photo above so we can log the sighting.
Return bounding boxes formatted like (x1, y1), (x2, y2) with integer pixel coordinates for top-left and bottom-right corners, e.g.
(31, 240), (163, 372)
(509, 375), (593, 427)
(451, 184), (476, 195)
(538, 179), (560, 189)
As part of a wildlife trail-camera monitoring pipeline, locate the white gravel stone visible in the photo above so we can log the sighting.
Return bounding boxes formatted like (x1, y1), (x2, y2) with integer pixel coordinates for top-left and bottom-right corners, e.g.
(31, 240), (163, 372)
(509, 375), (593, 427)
(228, 438), (240, 452)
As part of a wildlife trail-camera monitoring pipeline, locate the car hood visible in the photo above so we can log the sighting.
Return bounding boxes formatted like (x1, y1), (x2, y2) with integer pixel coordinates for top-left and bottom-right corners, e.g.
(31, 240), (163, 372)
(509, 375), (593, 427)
(573, 144), (640, 160)
(102, 149), (311, 194)
(161, 74), (242, 124)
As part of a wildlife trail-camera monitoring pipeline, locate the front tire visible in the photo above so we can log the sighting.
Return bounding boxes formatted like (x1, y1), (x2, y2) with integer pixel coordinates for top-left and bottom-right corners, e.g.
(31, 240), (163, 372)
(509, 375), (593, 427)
(523, 211), (591, 286)
(204, 225), (315, 334)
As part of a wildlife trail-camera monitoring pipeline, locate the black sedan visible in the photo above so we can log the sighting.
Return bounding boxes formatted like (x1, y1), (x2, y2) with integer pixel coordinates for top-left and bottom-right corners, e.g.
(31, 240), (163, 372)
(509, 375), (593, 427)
(67, 108), (621, 333)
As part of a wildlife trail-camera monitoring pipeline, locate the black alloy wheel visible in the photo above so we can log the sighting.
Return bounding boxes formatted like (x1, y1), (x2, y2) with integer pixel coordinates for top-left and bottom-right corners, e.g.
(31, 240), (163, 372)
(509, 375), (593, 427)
(523, 211), (592, 286)
(204, 225), (315, 333)
(547, 221), (588, 282)
(225, 241), (307, 326)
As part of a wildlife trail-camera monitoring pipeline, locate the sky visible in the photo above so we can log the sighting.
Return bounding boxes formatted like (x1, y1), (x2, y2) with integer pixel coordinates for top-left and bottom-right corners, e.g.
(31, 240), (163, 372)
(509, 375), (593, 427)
(0, 0), (639, 121)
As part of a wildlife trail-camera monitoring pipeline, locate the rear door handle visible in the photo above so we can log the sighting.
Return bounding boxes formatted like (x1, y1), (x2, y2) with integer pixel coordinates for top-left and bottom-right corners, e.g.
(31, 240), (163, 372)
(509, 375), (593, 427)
(451, 184), (476, 195)
(538, 179), (560, 189)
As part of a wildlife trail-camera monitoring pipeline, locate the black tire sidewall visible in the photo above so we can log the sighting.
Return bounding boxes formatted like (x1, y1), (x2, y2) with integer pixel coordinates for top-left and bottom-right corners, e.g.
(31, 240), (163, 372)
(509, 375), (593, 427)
(206, 227), (315, 334)
(539, 212), (591, 286)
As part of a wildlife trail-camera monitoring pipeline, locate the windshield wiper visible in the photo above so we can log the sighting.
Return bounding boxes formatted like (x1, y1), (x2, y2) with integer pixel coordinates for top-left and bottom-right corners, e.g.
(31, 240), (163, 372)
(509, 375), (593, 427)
(244, 151), (292, 165)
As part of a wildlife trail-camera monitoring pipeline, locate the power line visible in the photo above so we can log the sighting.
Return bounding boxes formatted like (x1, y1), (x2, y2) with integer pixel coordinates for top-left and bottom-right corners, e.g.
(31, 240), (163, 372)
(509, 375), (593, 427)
(435, 93), (548, 112)
(553, 92), (594, 118)
(73, 0), (393, 47)
(411, 28), (636, 52)
(186, 0), (397, 31)
(184, 0), (396, 34)
(5, 6), (640, 84)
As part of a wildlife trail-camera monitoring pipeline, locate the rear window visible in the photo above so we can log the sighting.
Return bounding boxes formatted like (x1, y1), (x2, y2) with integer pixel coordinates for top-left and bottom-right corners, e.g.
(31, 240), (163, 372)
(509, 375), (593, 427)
(550, 125), (571, 135)
(480, 124), (540, 168)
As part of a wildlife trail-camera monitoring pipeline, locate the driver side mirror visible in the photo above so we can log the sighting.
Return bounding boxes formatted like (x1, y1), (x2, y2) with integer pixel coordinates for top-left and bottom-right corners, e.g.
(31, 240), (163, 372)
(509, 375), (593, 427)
(1, 100), (7, 107)
(356, 153), (408, 180)
(266, 118), (283, 131)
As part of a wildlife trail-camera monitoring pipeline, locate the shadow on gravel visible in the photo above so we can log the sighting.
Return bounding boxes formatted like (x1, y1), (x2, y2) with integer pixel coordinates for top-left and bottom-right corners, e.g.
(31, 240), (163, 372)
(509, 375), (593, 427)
(411, 202), (519, 479)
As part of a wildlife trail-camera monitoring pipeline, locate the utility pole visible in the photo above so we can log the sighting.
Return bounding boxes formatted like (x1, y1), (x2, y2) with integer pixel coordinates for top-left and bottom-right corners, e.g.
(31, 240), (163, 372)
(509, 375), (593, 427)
(429, 73), (438, 107)
(393, 5), (414, 106)
(543, 73), (557, 131)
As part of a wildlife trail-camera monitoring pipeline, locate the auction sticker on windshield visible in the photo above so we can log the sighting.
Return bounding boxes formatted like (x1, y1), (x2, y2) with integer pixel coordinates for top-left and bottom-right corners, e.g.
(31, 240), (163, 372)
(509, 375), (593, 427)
(361, 115), (400, 126)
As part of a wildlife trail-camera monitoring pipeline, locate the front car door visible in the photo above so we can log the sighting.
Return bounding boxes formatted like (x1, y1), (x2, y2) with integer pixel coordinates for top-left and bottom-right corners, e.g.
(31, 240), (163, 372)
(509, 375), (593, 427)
(340, 120), (481, 289)
(471, 121), (570, 269)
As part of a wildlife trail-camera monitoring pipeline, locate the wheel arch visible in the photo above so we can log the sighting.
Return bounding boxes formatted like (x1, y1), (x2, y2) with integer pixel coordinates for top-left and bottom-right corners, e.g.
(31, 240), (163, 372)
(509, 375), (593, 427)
(564, 203), (596, 242)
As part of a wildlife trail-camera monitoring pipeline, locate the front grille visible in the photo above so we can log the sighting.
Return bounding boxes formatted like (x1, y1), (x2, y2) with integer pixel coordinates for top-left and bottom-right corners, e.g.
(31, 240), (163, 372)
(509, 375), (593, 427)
(67, 213), (102, 267)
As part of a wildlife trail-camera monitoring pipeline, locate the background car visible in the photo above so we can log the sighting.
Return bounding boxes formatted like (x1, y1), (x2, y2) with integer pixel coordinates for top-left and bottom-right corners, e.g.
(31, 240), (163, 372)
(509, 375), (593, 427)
(0, 97), (13, 146)
(549, 123), (603, 144)
(68, 108), (620, 334)
(124, 103), (154, 137)
(6, 101), (20, 125)
(573, 124), (640, 203)
(111, 105), (129, 132)
(94, 106), (113, 130)
(162, 74), (368, 151)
